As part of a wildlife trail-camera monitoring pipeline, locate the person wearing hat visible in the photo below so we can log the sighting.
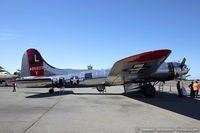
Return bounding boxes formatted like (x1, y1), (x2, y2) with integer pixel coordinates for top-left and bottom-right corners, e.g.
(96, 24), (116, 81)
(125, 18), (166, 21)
(193, 81), (199, 98)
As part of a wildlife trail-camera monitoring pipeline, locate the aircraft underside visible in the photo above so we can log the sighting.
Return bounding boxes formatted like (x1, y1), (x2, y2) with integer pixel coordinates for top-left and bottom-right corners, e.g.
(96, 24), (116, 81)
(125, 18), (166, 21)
(16, 75), (159, 97)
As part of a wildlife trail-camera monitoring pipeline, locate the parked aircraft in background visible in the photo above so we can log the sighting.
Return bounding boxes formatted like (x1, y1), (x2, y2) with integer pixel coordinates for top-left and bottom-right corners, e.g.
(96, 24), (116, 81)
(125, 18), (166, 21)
(0, 71), (18, 85)
(14, 48), (189, 97)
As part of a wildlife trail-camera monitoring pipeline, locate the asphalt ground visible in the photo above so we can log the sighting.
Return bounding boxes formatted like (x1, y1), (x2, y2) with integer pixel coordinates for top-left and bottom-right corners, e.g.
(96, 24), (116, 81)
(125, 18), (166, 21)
(0, 84), (200, 133)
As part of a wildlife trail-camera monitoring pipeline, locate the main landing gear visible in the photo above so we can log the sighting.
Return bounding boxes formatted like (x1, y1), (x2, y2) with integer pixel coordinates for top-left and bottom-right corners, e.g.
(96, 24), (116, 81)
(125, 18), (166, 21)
(141, 83), (156, 97)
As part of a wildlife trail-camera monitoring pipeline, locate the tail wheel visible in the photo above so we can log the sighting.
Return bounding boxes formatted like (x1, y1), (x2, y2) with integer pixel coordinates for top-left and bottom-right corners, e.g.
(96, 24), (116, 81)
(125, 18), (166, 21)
(96, 86), (105, 92)
(143, 85), (156, 97)
(49, 88), (54, 94)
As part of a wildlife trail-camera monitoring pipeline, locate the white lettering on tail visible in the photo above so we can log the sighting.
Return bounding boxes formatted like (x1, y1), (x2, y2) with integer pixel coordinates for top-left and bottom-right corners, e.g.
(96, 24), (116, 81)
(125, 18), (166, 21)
(34, 54), (40, 62)
(30, 66), (44, 71)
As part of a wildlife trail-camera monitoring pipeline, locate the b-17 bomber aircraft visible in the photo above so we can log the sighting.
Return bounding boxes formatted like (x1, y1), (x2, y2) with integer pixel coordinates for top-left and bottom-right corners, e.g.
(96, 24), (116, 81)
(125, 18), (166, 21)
(14, 48), (189, 97)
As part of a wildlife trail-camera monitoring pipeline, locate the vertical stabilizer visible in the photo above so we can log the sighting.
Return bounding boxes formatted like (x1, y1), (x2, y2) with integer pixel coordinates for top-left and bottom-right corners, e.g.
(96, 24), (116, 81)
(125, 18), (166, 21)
(21, 51), (30, 77)
(21, 48), (44, 77)
(21, 48), (68, 77)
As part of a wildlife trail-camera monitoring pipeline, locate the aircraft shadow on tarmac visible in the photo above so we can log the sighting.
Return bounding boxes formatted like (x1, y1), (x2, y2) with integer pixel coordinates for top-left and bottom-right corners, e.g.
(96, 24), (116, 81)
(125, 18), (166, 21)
(124, 92), (200, 121)
(26, 91), (121, 98)
(26, 91), (75, 98)
(26, 90), (200, 120)
(74, 92), (122, 95)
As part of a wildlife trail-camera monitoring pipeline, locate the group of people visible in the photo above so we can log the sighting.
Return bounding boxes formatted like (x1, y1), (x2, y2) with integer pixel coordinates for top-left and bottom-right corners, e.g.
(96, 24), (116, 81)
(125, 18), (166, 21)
(188, 81), (199, 98)
(176, 80), (199, 98)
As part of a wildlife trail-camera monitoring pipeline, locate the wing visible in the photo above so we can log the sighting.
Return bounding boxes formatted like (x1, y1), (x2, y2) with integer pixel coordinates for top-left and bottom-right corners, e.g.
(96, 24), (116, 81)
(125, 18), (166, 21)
(107, 49), (171, 85)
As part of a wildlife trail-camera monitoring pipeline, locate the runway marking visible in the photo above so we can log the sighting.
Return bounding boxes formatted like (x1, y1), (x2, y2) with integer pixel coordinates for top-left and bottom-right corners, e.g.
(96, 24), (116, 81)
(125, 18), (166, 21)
(126, 98), (200, 129)
(23, 96), (63, 133)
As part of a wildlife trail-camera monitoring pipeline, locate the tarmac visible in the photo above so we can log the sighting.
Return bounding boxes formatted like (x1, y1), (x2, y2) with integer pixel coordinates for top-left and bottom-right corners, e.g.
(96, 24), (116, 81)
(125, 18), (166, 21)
(0, 82), (200, 133)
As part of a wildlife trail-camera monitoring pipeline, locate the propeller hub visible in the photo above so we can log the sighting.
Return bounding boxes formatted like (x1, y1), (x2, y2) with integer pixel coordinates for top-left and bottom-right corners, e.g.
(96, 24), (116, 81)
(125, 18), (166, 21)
(173, 62), (190, 79)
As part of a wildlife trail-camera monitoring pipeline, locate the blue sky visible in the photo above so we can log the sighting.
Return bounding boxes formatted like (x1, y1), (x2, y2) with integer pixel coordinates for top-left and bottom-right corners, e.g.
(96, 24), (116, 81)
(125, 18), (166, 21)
(0, 0), (200, 79)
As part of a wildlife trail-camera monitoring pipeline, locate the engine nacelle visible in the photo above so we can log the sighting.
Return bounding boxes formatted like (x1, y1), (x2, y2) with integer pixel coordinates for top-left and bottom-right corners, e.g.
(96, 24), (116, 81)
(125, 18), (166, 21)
(151, 62), (189, 81)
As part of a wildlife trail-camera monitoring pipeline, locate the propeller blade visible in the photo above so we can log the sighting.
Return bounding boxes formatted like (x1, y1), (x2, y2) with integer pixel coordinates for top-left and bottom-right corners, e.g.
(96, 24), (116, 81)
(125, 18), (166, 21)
(185, 75), (191, 77)
(180, 57), (186, 68)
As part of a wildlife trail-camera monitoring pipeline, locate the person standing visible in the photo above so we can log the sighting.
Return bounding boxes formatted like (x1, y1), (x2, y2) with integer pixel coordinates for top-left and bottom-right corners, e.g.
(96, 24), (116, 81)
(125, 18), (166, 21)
(188, 81), (194, 98)
(177, 81), (183, 97)
(59, 78), (65, 95)
(193, 81), (199, 98)
(12, 82), (16, 92)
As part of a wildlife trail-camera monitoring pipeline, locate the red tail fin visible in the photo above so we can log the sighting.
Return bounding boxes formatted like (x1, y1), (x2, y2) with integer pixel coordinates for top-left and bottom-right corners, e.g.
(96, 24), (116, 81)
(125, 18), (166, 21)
(27, 49), (44, 76)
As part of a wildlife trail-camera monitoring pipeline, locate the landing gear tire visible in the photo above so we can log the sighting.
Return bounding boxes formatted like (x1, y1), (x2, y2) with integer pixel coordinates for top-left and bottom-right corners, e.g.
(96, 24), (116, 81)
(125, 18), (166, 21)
(49, 89), (54, 94)
(143, 85), (156, 98)
(97, 86), (105, 93)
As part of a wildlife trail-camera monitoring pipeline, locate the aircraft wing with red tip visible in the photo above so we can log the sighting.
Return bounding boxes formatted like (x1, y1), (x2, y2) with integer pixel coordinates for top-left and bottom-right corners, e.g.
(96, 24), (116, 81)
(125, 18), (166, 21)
(107, 50), (171, 85)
